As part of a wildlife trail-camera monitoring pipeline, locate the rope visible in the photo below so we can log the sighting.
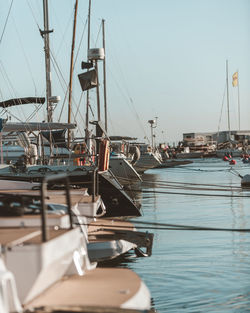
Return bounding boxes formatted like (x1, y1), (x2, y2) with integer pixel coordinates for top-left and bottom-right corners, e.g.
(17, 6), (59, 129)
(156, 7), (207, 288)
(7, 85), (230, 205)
(142, 182), (241, 193)
(124, 188), (250, 198)
(0, 0), (14, 45)
(75, 220), (250, 233)
(142, 178), (240, 189)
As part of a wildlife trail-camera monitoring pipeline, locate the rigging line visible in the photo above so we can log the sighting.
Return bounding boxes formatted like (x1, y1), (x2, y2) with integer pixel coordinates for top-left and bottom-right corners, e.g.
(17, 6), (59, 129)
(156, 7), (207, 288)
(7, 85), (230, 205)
(49, 7), (86, 126)
(105, 31), (149, 139)
(108, 68), (148, 140)
(55, 10), (75, 57)
(77, 221), (250, 232)
(50, 51), (68, 89)
(142, 178), (239, 188)
(94, 20), (102, 47)
(26, 0), (40, 31)
(142, 180), (241, 190)
(0, 0), (14, 45)
(0, 61), (18, 97)
(26, 103), (44, 122)
(49, 52), (69, 118)
(12, 17), (38, 95)
(73, 91), (84, 123)
(59, 20), (87, 121)
(58, 86), (69, 122)
(217, 82), (227, 135)
(142, 181), (241, 190)
(66, 20), (88, 125)
(50, 49), (86, 125)
(128, 220), (250, 232)
(141, 183), (241, 193)
(165, 166), (232, 173)
(124, 188), (250, 198)
(72, 94), (86, 134)
(3, 110), (24, 123)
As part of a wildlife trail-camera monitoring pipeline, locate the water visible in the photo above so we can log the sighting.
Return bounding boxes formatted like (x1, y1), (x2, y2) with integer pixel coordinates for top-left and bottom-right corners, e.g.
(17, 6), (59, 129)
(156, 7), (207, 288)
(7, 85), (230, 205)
(126, 158), (250, 313)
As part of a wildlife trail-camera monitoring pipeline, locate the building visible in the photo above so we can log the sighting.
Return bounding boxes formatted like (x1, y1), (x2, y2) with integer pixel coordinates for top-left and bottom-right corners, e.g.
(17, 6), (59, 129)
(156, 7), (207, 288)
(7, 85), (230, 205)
(183, 130), (250, 146)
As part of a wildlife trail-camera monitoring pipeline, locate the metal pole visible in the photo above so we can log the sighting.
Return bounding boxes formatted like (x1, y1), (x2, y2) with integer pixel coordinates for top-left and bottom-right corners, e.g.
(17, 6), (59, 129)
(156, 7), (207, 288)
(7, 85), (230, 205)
(41, 179), (48, 242)
(42, 0), (53, 122)
(85, 0), (91, 141)
(68, 0), (79, 147)
(237, 69), (241, 131)
(65, 177), (73, 229)
(151, 124), (154, 148)
(102, 19), (108, 132)
(226, 60), (231, 139)
(95, 61), (101, 121)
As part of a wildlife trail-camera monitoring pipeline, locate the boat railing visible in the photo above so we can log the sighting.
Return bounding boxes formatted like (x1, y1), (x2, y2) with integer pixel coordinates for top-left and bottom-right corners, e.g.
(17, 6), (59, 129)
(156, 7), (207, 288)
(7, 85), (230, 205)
(40, 173), (73, 242)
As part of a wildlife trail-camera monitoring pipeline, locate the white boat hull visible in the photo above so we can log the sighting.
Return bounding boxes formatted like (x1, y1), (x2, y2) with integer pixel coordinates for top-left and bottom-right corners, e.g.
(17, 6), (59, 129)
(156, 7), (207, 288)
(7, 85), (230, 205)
(134, 152), (161, 173)
(109, 155), (141, 182)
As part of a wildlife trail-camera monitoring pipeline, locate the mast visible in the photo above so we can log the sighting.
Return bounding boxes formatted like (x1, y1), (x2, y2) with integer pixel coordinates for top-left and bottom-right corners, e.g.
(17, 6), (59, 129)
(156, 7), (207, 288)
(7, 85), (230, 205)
(237, 70), (241, 131)
(102, 19), (108, 131)
(85, 0), (91, 141)
(68, 0), (79, 146)
(42, 0), (53, 122)
(226, 60), (231, 140)
(95, 60), (101, 121)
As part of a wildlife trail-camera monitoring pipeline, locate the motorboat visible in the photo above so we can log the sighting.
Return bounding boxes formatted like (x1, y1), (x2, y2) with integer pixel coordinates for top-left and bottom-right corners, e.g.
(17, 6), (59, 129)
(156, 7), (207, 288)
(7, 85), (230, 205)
(0, 175), (152, 312)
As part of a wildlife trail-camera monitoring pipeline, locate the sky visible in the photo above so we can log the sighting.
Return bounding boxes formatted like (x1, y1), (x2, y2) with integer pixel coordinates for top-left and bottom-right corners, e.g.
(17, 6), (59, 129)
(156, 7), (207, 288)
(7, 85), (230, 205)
(0, 0), (250, 145)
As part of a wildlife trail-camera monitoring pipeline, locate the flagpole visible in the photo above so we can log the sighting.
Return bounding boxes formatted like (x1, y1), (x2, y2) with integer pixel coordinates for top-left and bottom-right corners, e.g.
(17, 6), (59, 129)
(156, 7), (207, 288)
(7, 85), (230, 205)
(237, 69), (240, 131)
(226, 60), (231, 140)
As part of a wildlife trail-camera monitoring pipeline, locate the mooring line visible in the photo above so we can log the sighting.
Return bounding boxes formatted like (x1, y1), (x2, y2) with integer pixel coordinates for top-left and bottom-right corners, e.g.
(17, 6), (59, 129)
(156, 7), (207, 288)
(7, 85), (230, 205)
(77, 219), (250, 233)
(124, 188), (250, 198)
(142, 181), (241, 192)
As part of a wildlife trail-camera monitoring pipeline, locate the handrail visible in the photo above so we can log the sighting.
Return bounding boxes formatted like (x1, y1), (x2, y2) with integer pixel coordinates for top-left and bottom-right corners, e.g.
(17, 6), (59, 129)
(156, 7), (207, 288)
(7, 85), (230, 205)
(41, 173), (73, 242)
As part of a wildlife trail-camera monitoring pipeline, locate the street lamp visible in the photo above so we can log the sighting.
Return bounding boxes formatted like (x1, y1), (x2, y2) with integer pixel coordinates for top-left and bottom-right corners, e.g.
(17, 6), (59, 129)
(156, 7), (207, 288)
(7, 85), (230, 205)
(148, 117), (158, 149)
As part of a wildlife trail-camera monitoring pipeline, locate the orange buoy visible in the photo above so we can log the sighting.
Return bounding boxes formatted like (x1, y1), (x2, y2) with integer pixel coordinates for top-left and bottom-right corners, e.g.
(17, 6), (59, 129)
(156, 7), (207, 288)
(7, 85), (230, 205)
(229, 159), (236, 165)
(223, 156), (229, 161)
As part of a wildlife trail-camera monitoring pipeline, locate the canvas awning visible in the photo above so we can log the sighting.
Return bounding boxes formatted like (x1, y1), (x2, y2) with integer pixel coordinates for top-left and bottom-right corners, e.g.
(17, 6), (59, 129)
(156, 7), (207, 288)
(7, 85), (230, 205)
(2, 122), (77, 132)
(0, 97), (45, 108)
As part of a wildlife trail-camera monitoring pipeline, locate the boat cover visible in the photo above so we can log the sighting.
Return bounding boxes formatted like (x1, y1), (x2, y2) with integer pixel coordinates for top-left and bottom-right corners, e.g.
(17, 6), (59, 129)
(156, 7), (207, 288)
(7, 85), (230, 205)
(41, 129), (67, 147)
(0, 97), (45, 108)
(2, 122), (76, 132)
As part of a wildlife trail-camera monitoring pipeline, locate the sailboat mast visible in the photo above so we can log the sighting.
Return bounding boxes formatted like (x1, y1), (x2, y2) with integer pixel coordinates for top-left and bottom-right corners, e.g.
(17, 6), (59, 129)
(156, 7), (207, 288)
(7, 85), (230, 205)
(102, 19), (108, 132)
(95, 60), (101, 121)
(42, 0), (53, 122)
(237, 69), (241, 131)
(68, 0), (79, 146)
(226, 60), (231, 139)
(85, 0), (91, 140)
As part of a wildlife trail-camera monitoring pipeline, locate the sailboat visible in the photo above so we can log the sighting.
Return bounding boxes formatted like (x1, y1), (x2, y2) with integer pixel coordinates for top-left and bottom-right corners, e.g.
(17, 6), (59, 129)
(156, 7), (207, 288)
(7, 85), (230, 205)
(0, 174), (152, 312)
(132, 119), (162, 173)
(216, 61), (244, 158)
(0, 1), (141, 218)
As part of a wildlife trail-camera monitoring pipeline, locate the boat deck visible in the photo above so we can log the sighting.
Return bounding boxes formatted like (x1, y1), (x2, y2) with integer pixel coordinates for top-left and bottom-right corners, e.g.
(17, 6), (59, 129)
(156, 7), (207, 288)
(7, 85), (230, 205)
(0, 188), (98, 205)
(88, 218), (136, 240)
(0, 227), (68, 246)
(24, 268), (146, 310)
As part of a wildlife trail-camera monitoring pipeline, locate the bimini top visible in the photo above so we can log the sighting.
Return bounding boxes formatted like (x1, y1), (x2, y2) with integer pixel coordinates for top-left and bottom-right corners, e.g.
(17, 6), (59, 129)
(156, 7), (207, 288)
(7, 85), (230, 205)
(0, 97), (45, 108)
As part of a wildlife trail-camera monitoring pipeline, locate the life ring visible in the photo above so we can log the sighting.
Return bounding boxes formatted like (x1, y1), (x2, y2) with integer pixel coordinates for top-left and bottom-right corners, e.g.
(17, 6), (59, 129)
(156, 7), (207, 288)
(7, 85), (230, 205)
(73, 143), (86, 166)
(98, 139), (110, 171)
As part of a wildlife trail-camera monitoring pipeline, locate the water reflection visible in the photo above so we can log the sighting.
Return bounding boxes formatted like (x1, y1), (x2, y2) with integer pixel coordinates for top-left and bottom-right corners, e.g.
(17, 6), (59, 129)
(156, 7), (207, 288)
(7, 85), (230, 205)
(97, 251), (138, 268)
(125, 158), (250, 313)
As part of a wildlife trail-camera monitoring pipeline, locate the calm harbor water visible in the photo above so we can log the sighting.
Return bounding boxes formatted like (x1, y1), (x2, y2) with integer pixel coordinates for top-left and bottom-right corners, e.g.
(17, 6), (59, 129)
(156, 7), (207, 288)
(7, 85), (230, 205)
(127, 158), (250, 313)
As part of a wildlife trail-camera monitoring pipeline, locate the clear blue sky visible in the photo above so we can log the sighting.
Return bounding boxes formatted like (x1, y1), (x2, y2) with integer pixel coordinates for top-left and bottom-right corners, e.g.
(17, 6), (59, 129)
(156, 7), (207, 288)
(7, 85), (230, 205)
(0, 0), (250, 144)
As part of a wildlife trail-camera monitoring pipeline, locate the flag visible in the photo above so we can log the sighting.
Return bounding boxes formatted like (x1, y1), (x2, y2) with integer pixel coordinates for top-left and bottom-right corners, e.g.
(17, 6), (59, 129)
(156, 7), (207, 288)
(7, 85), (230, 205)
(232, 71), (238, 87)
